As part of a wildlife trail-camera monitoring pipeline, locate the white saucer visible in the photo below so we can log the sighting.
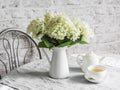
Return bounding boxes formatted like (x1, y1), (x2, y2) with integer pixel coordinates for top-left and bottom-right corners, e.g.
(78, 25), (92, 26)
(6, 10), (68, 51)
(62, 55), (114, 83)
(84, 75), (105, 83)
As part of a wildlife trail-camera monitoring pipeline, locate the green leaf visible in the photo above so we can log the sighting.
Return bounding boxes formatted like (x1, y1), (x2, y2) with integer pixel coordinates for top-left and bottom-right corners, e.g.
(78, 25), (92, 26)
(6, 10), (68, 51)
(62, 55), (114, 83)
(36, 31), (41, 36)
(75, 38), (88, 44)
(88, 77), (95, 80)
(79, 41), (88, 44)
(38, 35), (88, 48)
(57, 37), (69, 44)
(57, 41), (73, 47)
(41, 35), (55, 48)
(38, 42), (46, 48)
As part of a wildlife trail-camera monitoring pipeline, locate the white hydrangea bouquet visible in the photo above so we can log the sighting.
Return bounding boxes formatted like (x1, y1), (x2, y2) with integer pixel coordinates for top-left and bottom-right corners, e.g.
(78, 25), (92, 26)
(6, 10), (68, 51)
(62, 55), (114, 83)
(27, 12), (94, 49)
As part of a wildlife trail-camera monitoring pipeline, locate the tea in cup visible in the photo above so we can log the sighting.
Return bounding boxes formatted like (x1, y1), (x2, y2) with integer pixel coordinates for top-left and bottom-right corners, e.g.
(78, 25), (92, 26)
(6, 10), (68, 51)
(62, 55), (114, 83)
(84, 65), (107, 83)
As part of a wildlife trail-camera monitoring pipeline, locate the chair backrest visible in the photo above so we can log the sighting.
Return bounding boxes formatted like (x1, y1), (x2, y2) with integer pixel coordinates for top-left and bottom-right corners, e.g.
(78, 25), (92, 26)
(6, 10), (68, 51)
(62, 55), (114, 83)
(0, 28), (42, 79)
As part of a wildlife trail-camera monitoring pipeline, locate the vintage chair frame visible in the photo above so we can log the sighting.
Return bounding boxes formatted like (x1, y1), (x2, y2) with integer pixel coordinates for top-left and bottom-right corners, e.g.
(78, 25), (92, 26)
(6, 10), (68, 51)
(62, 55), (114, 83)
(0, 28), (42, 79)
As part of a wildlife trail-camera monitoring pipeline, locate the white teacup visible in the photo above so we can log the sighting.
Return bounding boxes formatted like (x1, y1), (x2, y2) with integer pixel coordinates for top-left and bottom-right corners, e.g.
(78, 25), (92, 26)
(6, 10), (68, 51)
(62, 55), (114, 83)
(84, 65), (107, 83)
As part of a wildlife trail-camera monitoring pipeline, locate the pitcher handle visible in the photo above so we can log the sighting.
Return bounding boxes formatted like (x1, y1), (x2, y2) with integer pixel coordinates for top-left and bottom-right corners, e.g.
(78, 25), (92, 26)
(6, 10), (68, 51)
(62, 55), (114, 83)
(76, 55), (84, 67)
(42, 48), (51, 64)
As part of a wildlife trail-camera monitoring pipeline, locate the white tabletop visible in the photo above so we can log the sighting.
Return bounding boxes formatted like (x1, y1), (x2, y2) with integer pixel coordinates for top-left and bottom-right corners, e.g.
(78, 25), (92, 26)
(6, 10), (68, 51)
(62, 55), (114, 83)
(0, 54), (120, 90)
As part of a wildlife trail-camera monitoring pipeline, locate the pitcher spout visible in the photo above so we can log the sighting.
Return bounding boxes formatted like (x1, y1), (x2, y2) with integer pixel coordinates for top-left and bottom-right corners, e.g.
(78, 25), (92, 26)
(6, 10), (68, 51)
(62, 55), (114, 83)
(42, 48), (51, 64)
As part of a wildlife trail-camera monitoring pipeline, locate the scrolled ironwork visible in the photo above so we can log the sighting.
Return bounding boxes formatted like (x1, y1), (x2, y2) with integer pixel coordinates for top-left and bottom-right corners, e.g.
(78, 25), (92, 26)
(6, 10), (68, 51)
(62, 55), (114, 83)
(0, 28), (42, 78)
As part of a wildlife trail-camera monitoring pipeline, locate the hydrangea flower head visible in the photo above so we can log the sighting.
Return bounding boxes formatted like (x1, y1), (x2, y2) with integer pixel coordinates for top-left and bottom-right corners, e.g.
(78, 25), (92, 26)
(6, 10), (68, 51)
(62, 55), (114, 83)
(27, 12), (94, 48)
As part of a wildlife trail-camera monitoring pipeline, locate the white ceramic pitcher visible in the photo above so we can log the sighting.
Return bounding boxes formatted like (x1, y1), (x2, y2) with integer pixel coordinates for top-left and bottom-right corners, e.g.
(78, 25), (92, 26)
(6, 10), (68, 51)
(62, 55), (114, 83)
(77, 51), (105, 72)
(42, 47), (69, 79)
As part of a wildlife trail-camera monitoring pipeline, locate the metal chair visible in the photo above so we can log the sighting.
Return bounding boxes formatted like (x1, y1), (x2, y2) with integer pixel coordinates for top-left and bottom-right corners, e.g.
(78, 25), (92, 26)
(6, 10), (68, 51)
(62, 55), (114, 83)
(0, 28), (42, 79)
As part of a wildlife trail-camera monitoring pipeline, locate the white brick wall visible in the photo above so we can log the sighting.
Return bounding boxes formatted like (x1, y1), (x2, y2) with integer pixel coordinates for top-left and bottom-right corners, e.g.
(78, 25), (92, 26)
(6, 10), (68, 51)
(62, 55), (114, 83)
(0, 0), (120, 55)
